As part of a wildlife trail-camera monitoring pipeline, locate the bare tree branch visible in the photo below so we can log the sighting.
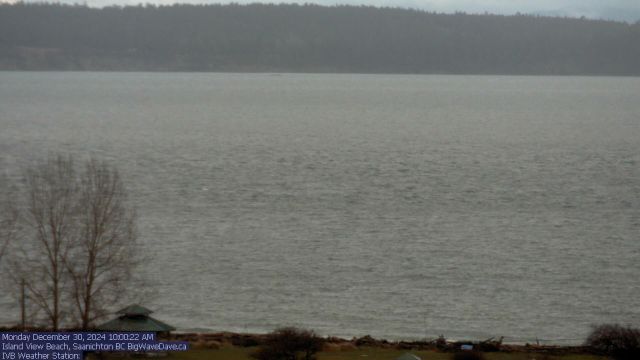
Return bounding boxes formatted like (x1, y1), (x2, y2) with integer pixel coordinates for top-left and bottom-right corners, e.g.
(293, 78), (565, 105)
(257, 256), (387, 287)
(17, 155), (78, 330)
(64, 158), (138, 329)
(0, 175), (19, 264)
(5, 155), (139, 330)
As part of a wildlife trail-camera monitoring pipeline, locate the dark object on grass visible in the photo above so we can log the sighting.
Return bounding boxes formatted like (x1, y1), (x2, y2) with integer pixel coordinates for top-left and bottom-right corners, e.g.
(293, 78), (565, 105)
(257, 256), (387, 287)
(451, 351), (485, 360)
(585, 324), (640, 360)
(251, 327), (324, 360)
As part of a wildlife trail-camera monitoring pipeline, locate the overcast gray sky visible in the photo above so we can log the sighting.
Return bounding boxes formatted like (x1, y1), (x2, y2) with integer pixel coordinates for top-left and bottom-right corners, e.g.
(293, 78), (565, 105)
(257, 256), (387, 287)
(7, 0), (640, 22)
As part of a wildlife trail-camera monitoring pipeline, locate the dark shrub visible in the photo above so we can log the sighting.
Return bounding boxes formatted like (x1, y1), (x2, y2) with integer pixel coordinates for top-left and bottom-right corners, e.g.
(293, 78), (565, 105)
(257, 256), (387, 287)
(435, 335), (448, 350)
(452, 351), (485, 360)
(585, 324), (640, 360)
(231, 334), (262, 347)
(251, 327), (324, 360)
(354, 335), (378, 347)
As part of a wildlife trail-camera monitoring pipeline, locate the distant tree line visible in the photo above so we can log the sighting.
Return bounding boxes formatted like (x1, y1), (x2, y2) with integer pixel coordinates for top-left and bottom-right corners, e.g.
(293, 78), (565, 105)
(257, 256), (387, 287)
(0, 3), (639, 75)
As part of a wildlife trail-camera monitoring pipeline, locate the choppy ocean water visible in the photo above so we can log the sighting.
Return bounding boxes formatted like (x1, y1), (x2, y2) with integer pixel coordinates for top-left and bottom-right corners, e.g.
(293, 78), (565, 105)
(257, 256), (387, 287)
(0, 72), (639, 343)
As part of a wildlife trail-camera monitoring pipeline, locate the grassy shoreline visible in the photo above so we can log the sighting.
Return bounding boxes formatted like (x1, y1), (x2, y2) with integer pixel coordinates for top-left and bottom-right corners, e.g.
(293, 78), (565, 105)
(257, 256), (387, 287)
(164, 332), (604, 360)
(0, 328), (606, 359)
(160, 347), (606, 360)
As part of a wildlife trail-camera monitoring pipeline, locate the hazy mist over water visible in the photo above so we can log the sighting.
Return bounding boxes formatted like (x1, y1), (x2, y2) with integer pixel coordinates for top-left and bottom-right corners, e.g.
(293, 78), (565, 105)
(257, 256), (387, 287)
(0, 72), (639, 343)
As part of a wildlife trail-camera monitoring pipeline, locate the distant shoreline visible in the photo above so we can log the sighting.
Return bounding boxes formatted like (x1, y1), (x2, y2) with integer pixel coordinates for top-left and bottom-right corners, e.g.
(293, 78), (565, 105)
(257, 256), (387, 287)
(2, 3), (639, 76)
(1, 69), (639, 78)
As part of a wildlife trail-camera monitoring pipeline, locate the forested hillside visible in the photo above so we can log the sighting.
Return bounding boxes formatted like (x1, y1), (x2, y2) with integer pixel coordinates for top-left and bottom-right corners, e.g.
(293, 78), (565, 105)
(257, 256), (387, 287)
(1, 3), (639, 74)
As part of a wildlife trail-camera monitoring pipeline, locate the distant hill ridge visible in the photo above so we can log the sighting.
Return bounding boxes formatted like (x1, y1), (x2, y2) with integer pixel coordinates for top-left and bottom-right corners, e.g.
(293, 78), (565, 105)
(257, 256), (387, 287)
(0, 3), (639, 74)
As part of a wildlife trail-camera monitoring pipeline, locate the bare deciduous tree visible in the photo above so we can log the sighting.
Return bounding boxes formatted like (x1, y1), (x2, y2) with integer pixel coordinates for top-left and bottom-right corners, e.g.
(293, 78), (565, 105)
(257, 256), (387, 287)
(65, 159), (137, 329)
(21, 156), (77, 330)
(8, 155), (138, 330)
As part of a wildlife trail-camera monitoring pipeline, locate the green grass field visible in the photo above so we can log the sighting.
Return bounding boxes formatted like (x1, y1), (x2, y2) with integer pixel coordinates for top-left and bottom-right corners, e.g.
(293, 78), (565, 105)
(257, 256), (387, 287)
(157, 347), (605, 360)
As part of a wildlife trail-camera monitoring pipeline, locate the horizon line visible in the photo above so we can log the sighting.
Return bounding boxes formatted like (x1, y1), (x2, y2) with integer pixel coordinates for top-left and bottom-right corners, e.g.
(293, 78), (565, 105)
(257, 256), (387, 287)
(2, 1), (638, 24)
